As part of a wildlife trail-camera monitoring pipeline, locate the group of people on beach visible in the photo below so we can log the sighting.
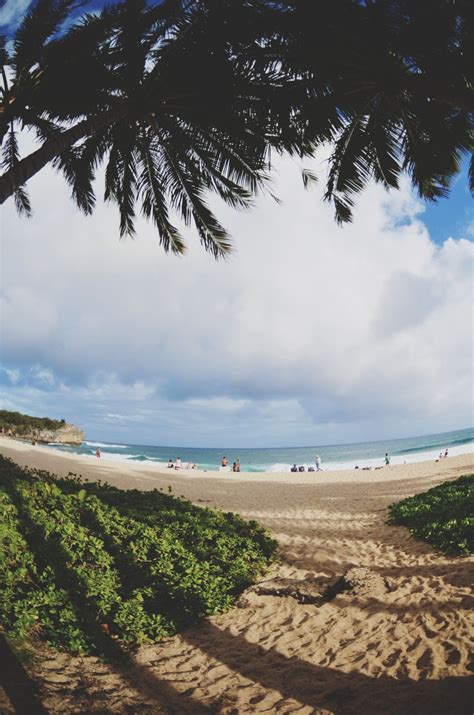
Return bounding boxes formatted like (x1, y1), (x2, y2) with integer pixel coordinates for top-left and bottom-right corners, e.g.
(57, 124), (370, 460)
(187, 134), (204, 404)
(220, 456), (240, 472)
(167, 457), (197, 470)
(291, 455), (323, 473)
(92, 446), (451, 471)
(354, 453), (390, 470)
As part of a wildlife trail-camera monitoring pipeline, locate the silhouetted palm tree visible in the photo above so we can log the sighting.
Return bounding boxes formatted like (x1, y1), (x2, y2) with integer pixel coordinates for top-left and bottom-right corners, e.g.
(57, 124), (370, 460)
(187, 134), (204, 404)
(1, 0), (472, 253)
(1, 0), (298, 255)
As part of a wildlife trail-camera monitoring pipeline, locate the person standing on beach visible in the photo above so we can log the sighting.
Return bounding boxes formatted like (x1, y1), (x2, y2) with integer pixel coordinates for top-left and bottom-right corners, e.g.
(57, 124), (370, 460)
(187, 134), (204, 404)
(315, 455), (322, 471)
(235, 457), (241, 472)
(385, 453), (390, 465)
(95, 447), (101, 458)
(221, 456), (228, 468)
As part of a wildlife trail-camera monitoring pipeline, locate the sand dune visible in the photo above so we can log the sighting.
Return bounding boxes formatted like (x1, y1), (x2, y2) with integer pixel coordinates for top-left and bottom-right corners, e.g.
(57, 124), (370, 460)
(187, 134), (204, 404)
(0, 439), (473, 714)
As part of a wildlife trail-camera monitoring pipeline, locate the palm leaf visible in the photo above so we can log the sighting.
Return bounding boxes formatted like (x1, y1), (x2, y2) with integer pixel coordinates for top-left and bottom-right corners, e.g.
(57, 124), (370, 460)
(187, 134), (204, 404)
(1, 126), (31, 216)
(54, 129), (110, 213)
(156, 123), (232, 258)
(157, 117), (255, 210)
(324, 115), (372, 224)
(301, 168), (318, 189)
(13, 0), (78, 70)
(137, 134), (186, 254)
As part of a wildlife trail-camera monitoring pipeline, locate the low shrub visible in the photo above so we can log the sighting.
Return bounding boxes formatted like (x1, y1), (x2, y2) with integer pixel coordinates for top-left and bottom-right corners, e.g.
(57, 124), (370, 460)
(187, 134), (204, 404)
(387, 474), (474, 555)
(0, 456), (277, 654)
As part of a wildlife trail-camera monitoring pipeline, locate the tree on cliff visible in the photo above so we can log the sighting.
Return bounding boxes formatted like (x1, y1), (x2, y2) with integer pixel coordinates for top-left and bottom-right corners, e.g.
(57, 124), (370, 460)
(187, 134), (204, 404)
(0, 0), (472, 255)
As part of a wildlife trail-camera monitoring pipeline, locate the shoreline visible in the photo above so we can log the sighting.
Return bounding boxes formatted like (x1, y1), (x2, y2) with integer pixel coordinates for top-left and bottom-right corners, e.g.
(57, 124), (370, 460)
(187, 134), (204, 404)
(0, 435), (472, 488)
(37, 432), (474, 475)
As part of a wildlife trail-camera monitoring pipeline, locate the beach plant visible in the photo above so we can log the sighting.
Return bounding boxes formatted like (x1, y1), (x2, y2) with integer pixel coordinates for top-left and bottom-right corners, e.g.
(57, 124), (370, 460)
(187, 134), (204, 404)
(387, 474), (474, 555)
(0, 456), (277, 654)
(0, 0), (472, 252)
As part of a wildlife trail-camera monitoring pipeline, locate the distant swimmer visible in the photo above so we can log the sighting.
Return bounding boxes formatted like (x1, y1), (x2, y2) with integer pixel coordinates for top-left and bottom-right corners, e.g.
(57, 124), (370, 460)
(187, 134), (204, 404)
(95, 447), (101, 458)
(221, 456), (228, 467)
(315, 455), (322, 471)
(384, 453), (390, 466)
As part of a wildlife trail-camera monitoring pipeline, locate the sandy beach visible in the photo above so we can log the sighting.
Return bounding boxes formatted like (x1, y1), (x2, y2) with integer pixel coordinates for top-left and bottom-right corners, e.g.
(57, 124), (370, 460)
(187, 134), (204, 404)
(1, 437), (473, 714)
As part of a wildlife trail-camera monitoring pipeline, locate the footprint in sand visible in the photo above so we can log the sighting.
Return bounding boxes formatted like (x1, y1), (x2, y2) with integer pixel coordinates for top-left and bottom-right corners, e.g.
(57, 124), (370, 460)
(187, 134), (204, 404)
(443, 642), (461, 665)
(415, 648), (433, 674)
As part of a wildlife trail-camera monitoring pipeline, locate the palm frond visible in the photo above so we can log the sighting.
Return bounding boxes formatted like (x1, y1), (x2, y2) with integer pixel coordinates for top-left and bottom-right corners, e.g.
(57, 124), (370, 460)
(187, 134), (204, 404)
(364, 99), (401, 190)
(117, 143), (137, 237)
(13, 0), (78, 70)
(14, 184), (32, 216)
(400, 101), (466, 200)
(301, 167), (318, 189)
(137, 135), (186, 254)
(104, 124), (137, 236)
(1, 126), (31, 216)
(158, 117), (256, 211)
(54, 129), (109, 213)
(0, 34), (8, 67)
(156, 123), (232, 258)
(324, 115), (372, 224)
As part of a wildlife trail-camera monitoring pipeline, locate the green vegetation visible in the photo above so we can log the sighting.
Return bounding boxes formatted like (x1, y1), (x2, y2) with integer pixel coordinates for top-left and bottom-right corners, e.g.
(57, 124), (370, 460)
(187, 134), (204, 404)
(0, 410), (66, 435)
(388, 475), (474, 556)
(0, 456), (276, 654)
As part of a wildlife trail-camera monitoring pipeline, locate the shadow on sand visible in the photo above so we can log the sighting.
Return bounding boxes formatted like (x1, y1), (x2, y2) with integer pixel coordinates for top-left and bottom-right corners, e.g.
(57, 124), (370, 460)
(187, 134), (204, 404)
(180, 621), (474, 714)
(0, 633), (48, 715)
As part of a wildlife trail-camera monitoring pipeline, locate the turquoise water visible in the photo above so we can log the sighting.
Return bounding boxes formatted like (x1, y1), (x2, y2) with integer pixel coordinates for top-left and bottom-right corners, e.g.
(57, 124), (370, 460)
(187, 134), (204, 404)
(48, 427), (473, 472)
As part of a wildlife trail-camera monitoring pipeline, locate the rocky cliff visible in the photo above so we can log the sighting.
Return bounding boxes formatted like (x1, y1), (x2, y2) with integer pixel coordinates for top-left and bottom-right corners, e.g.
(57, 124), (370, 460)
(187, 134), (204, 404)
(33, 424), (84, 445)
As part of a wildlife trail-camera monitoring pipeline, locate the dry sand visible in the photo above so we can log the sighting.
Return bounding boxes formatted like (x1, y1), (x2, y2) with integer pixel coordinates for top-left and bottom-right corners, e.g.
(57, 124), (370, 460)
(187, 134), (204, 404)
(0, 438), (473, 714)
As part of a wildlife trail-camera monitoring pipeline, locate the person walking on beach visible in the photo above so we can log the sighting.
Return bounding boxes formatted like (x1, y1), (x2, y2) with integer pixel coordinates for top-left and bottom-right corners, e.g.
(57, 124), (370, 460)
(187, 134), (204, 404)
(385, 453), (390, 466)
(315, 455), (322, 471)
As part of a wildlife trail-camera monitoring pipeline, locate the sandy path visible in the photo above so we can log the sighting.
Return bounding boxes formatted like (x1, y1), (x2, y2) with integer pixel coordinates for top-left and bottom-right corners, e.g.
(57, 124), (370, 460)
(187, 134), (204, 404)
(0, 440), (473, 714)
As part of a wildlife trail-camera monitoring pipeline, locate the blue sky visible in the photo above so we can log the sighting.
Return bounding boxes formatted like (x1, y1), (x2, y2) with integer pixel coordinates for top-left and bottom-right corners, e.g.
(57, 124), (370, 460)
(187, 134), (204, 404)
(1, 1), (473, 447)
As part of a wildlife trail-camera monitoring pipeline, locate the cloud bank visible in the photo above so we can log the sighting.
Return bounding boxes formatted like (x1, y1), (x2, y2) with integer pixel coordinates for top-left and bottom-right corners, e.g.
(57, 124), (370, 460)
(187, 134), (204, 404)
(1, 152), (473, 446)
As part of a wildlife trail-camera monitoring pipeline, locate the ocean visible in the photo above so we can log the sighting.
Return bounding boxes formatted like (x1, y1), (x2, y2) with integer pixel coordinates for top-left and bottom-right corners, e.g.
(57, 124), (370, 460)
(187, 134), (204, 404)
(48, 426), (473, 473)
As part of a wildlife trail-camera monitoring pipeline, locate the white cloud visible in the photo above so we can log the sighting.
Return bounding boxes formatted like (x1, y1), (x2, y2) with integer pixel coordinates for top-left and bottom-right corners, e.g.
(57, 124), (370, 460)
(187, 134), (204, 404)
(0, 0), (33, 27)
(464, 220), (474, 238)
(1, 152), (473, 446)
